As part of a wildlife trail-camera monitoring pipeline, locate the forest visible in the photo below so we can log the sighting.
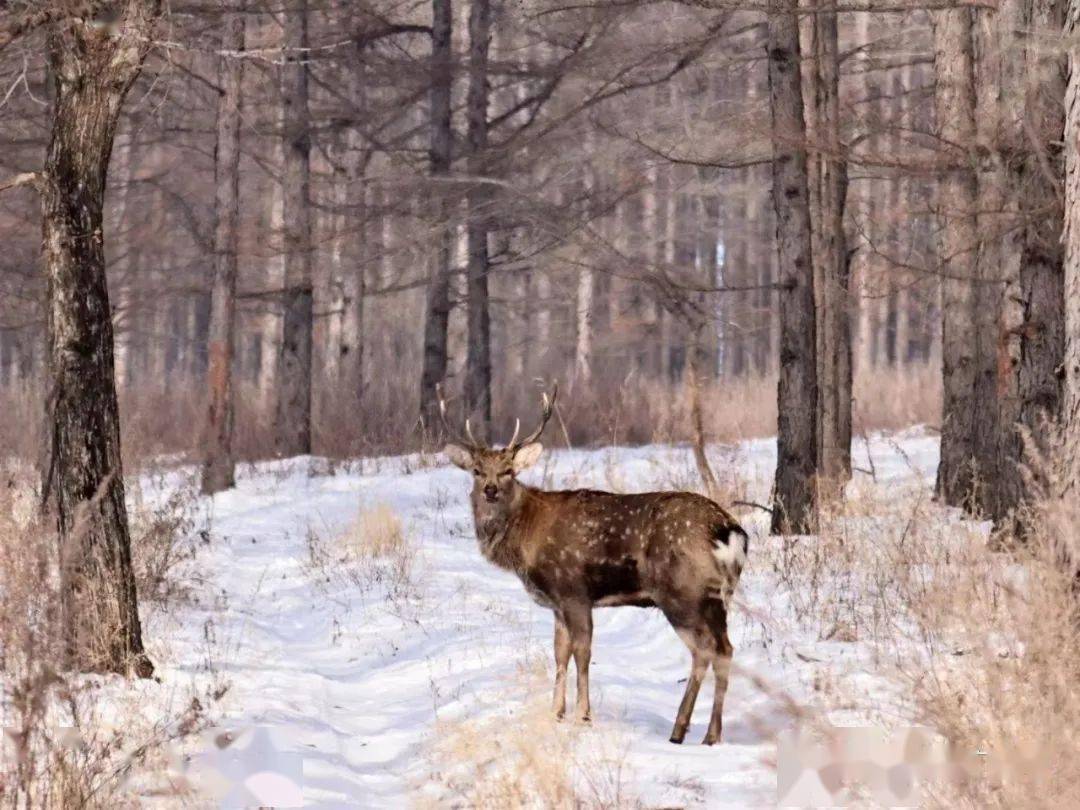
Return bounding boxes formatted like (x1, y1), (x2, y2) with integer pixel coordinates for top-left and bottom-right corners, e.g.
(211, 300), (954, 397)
(1, 0), (1079, 806)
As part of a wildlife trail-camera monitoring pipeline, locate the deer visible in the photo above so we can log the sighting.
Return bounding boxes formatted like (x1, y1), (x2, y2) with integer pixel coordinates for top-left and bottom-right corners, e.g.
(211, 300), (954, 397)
(441, 385), (748, 745)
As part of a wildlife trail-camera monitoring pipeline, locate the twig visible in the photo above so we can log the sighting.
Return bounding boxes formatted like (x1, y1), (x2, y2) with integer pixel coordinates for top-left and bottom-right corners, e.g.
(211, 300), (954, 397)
(733, 499), (774, 515)
(0, 171), (40, 193)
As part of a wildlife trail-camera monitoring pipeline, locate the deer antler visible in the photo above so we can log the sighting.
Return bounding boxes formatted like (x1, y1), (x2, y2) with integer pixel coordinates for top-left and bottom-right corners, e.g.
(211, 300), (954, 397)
(436, 383), (485, 450)
(508, 383), (557, 451)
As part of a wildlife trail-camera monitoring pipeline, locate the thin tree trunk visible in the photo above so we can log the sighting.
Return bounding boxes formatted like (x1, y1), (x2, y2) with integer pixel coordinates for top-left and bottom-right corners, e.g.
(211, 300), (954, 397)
(767, 0), (819, 534)
(39, 2), (159, 678)
(932, 6), (997, 511)
(809, 7), (852, 492)
(202, 4), (245, 495)
(1061, 0), (1080, 481)
(275, 0), (314, 457)
(464, 0), (493, 436)
(419, 0), (454, 435)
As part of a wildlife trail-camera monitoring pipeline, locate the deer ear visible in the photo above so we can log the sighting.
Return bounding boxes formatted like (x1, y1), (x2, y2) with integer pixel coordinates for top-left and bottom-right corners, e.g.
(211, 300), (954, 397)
(512, 442), (543, 472)
(444, 444), (473, 470)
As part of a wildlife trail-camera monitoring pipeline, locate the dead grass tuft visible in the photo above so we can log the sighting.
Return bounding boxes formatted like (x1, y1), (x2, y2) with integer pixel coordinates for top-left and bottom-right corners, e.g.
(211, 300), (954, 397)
(421, 656), (640, 809)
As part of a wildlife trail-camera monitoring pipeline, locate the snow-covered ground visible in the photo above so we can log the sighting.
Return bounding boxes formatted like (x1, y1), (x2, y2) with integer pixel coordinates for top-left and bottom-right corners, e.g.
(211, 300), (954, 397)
(139, 429), (941, 807)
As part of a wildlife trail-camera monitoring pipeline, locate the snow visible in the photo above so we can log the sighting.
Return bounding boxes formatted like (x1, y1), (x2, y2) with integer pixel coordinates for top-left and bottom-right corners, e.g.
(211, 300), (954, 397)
(138, 428), (943, 808)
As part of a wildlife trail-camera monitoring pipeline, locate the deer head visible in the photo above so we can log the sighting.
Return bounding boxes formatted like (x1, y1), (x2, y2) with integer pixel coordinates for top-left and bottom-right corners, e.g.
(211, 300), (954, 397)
(441, 385), (556, 510)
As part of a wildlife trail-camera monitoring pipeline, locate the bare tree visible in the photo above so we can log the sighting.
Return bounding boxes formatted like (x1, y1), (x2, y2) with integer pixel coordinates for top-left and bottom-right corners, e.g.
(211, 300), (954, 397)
(931, 5), (998, 511)
(464, 0), (493, 436)
(1, 1), (163, 676)
(276, 0), (315, 456)
(419, 0), (455, 435)
(203, 3), (246, 495)
(767, 0), (819, 534)
(993, 0), (1065, 526)
(806, 4), (852, 491)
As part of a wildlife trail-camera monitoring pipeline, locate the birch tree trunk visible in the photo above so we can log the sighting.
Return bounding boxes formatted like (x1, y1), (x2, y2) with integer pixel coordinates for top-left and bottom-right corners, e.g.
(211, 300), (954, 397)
(419, 0), (454, 433)
(39, 1), (159, 677)
(275, 0), (314, 456)
(464, 0), (493, 436)
(767, 0), (819, 534)
(202, 4), (245, 495)
(932, 6), (998, 511)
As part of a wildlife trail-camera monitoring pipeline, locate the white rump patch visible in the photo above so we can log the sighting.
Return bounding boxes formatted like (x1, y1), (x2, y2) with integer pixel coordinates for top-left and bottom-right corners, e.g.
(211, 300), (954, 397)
(712, 530), (748, 570)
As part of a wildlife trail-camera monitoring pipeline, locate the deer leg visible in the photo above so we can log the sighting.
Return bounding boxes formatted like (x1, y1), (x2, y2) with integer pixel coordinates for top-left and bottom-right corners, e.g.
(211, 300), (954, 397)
(670, 644), (709, 744)
(552, 614), (571, 719)
(703, 648), (732, 745)
(703, 600), (733, 745)
(566, 605), (593, 723)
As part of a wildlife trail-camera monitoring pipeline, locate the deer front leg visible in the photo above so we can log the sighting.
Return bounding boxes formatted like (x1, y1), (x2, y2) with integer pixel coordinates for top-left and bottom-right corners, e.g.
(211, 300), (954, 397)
(552, 614), (571, 719)
(566, 604), (593, 723)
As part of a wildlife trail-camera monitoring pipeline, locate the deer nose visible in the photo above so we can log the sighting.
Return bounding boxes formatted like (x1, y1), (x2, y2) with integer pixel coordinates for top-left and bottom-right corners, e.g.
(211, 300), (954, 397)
(483, 484), (498, 502)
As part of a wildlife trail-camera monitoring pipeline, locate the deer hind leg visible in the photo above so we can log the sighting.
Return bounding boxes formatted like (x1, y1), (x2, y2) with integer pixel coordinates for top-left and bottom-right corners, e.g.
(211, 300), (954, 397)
(670, 628), (711, 744)
(552, 614), (571, 719)
(566, 604), (593, 722)
(703, 599), (734, 745)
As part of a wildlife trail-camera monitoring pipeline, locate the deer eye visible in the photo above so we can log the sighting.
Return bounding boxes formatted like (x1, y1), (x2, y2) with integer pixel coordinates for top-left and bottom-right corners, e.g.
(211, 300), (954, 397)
(498, 470), (512, 478)
(473, 469), (483, 476)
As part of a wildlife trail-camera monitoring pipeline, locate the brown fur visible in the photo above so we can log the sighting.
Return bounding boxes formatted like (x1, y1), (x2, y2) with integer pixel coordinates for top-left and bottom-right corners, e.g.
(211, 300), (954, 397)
(447, 443), (748, 745)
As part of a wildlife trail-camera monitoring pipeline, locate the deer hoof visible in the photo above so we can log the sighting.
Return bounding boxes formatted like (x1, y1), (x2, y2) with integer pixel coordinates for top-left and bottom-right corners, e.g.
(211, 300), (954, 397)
(669, 732), (686, 745)
(702, 734), (719, 746)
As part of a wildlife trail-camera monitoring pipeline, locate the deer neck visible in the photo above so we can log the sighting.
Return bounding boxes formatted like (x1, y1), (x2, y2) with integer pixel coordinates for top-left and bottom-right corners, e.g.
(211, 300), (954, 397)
(471, 483), (533, 571)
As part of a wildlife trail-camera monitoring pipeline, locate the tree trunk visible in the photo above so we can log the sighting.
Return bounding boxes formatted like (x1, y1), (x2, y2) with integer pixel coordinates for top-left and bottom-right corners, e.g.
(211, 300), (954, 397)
(932, 6), (998, 511)
(767, 0), (819, 534)
(993, 0), (1065, 526)
(419, 0), (454, 435)
(809, 7), (852, 492)
(40, 3), (158, 678)
(275, 0), (314, 457)
(464, 0), (493, 436)
(202, 4), (245, 495)
(1062, 0), (1080, 480)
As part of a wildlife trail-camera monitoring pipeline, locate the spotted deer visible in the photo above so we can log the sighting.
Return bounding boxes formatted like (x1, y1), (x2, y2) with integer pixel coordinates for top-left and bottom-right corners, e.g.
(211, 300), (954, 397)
(442, 386), (748, 745)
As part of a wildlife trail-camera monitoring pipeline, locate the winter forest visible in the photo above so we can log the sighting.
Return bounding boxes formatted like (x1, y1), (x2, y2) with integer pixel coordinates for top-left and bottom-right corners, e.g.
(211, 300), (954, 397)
(3, 0), (1080, 806)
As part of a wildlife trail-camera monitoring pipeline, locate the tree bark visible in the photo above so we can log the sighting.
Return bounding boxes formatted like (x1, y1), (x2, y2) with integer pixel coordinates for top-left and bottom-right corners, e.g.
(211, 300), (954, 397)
(1062, 0), (1080, 480)
(808, 7), (852, 492)
(202, 3), (245, 495)
(932, 6), (999, 512)
(992, 0), (1065, 525)
(40, 2), (158, 677)
(419, 0), (454, 435)
(275, 0), (314, 457)
(464, 0), (493, 436)
(767, 0), (819, 534)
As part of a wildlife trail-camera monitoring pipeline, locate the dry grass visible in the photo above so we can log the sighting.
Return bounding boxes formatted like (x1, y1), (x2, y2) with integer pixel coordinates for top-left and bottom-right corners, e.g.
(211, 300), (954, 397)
(751, 441), (1080, 808)
(0, 468), (216, 808)
(306, 501), (417, 607)
(421, 656), (640, 810)
(0, 363), (940, 470)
